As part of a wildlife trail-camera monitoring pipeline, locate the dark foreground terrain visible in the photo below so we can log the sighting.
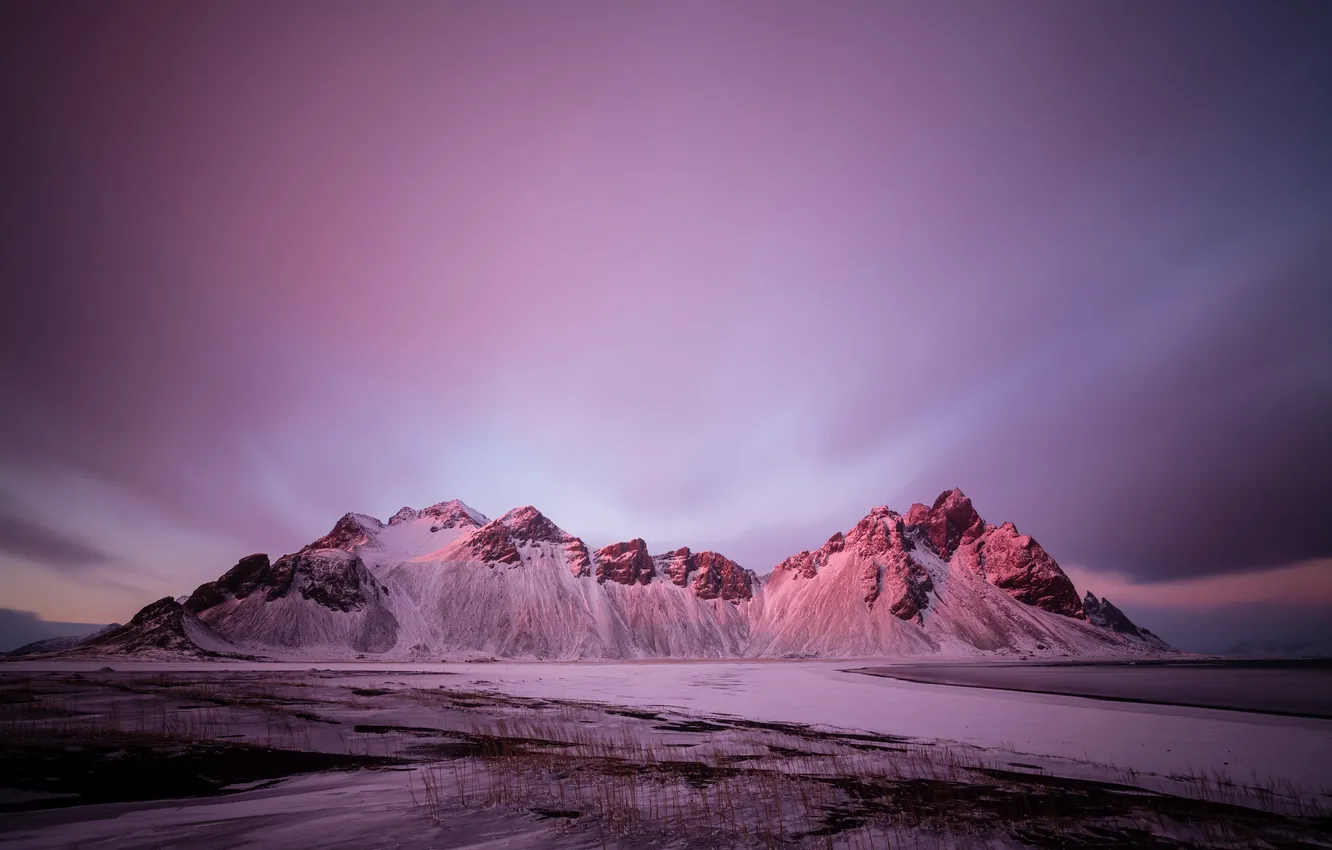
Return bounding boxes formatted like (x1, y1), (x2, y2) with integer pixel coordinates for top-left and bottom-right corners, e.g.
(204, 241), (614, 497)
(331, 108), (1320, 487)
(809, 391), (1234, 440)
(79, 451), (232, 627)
(1, 666), (1330, 849)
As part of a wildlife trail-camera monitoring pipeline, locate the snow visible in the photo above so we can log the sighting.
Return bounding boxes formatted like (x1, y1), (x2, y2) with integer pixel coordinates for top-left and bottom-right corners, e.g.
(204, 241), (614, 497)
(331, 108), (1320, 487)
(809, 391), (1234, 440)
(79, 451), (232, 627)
(7, 658), (1327, 792)
(165, 502), (1170, 662)
(4, 658), (1327, 849)
(748, 529), (1144, 659)
(436, 660), (1332, 789)
(363, 502), (487, 561)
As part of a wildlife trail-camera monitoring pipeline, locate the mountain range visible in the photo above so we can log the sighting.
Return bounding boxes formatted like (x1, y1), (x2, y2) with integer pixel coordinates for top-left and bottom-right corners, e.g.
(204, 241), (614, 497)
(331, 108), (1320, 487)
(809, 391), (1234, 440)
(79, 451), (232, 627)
(55, 489), (1172, 660)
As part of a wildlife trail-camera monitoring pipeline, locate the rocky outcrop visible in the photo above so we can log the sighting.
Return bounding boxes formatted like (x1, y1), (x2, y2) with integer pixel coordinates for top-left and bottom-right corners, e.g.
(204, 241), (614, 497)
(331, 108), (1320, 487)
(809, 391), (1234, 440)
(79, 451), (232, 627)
(647, 547), (756, 601)
(654, 547), (695, 586)
(904, 488), (985, 560)
(75, 598), (230, 657)
(449, 507), (591, 574)
(185, 553), (272, 613)
(595, 539), (656, 585)
(879, 556), (933, 621)
(776, 532), (846, 580)
(302, 513), (382, 553)
(281, 550), (386, 612)
(566, 539), (593, 578)
(903, 489), (1083, 620)
(963, 521), (1085, 619)
(389, 500), (487, 531)
(502, 506), (575, 544)
(1084, 592), (1170, 649)
(421, 499), (486, 528)
(689, 551), (755, 602)
(388, 506), (419, 525)
(775, 550), (816, 579)
(458, 520), (522, 565)
(844, 507), (933, 620)
(190, 549), (385, 613)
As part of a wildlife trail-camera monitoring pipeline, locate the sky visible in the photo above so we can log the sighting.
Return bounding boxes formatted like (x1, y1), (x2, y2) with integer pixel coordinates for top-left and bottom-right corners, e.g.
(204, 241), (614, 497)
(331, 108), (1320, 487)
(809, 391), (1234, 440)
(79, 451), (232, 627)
(1, 1), (1330, 653)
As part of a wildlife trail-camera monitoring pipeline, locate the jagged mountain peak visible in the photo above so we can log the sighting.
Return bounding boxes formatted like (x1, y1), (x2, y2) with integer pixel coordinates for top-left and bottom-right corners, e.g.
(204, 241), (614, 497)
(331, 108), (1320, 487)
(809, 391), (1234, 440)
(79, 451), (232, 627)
(594, 538), (655, 585)
(600, 541), (756, 601)
(388, 499), (488, 528)
(905, 489), (985, 560)
(302, 512), (383, 553)
(1084, 591), (1171, 650)
(421, 499), (488, 525)
(70, 489), (1174, 661)
(445, 506), (589, 571)
(499, 505), (575, 543)
(688, 550), (756, 602)
(933, 486), (972, 510)
(74, 597), (240, 658)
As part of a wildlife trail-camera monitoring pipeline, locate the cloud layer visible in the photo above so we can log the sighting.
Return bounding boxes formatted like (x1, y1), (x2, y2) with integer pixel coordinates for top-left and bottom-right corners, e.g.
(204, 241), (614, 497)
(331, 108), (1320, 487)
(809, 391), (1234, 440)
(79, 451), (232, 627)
(1, 2), (1329, 646)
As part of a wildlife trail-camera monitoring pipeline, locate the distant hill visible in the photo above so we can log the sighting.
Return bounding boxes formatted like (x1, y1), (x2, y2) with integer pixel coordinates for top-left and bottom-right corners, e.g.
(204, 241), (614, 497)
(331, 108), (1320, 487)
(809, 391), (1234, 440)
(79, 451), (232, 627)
(0, 609), (111, 653)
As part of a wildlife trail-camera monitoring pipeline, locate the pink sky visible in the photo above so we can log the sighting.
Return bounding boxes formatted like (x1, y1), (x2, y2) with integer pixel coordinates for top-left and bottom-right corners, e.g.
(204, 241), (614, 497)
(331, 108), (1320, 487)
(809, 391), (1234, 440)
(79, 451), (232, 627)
(1, 1), (1330, 652)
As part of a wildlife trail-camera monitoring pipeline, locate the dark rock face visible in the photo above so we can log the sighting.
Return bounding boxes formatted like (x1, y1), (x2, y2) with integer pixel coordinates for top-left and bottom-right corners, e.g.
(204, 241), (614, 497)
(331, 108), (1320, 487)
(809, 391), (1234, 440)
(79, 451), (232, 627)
(595, 539), (656, 585)
(289, 551), (382, 612)
(902, 489), (1084, 620)
(846, 507), (900, 557)
(776, 532), (846, 580)
(689, 551), (755, 602)
(192, 549), (382, 614)
(392, 500), (486, 529)
(1084, 591), (1124, 630)
(185, 554), (272, 613)
(969, 522), (1085, 619)
(821, 532), (846, 558)
(388, 507), (419, 525)
(881, 556), (933, 621)
(1085, 592), (1170, 648)
(420, 500), (485, 529)
(78, 598), (205, 655)
(904, 488), (985, 560)
(302, 513), (382, 553)
(502, 506), (573, 544)
(453, 508), (592, 575)
(654, 547), (695, 586)
(845, 507), (933, 620)
(457, 521), (523, 565)
(566, 539), (593, 578)
(776, 550), (816, 579)
(649, 547), (755, 601)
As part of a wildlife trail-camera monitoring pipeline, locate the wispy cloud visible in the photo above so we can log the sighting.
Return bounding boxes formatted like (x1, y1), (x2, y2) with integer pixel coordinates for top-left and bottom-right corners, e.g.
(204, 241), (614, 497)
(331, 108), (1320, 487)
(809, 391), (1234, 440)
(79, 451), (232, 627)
(0, 511), (114, 570)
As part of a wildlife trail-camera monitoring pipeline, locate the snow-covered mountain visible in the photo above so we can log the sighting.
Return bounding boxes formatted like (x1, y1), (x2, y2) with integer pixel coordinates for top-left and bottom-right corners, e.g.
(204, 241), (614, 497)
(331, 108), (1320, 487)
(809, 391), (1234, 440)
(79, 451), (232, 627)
(74, 490), (1173, 660)
(72, 598), (242, 658)
(4, 623), (119, 656)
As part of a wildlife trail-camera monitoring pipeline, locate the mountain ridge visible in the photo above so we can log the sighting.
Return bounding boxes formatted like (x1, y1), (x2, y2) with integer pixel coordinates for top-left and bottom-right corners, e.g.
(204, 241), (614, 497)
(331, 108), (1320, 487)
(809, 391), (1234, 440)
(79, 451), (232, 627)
(56, 490), (1173, 661)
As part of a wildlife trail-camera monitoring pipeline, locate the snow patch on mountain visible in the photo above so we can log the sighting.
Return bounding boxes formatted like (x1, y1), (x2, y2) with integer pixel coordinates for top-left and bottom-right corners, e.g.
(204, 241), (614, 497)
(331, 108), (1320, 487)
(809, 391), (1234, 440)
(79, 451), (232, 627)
(65, 492), (1173, 661)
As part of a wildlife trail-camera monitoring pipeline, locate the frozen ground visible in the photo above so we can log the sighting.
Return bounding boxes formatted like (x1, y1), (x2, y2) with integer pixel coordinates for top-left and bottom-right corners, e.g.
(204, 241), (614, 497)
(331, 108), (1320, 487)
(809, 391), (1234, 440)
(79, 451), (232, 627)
(2, 660), (1330, 848)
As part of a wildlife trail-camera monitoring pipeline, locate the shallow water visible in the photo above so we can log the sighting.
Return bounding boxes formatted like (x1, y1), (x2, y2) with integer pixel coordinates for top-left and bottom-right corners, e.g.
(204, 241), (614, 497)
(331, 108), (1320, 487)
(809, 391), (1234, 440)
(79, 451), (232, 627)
(859, 659), (1332, 717)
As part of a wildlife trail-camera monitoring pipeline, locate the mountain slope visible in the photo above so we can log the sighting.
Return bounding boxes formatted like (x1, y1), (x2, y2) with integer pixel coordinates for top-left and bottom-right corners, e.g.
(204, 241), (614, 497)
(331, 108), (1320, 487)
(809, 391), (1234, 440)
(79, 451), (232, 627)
(749, 499), (1135, 658)
(1083, 592), (1171, 650)
(76, 490), (1172, 660)
(5, 624), (120, 656)
(74, 599), (243, 659)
